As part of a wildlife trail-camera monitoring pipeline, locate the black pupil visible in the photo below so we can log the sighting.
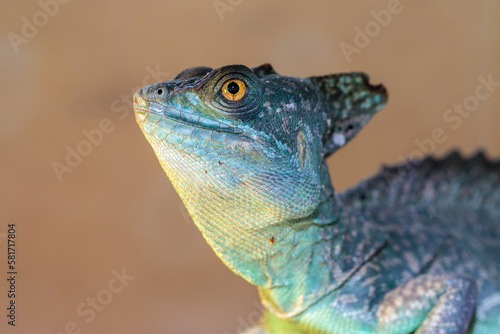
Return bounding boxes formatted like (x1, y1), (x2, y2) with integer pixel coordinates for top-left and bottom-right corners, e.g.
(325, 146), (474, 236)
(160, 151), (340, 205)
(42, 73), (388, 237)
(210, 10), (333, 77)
(227, 82), (240, 95)
(157, 88), (163, 95)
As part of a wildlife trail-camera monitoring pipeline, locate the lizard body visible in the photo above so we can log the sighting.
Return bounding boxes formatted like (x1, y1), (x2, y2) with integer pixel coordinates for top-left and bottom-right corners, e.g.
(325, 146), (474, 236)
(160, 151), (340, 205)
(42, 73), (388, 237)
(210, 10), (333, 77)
(133, 64), (500, 333)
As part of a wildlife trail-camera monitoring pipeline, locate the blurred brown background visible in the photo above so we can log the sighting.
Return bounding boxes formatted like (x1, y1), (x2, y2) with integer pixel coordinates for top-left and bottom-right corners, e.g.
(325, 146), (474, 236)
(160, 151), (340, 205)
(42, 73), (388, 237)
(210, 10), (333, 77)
(0, 1), (499, 333)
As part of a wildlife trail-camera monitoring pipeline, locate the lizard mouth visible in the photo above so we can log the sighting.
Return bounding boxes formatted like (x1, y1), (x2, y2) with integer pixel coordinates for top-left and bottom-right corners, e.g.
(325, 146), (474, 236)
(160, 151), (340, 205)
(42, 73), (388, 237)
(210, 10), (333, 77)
(134, 97), (242, 135)
(133, 91), (272, 151)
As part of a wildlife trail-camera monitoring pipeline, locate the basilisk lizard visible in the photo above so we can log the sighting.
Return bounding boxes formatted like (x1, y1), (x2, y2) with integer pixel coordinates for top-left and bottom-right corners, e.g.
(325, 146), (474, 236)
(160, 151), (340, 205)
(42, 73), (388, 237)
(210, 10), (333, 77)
(133, 64), (500, 333)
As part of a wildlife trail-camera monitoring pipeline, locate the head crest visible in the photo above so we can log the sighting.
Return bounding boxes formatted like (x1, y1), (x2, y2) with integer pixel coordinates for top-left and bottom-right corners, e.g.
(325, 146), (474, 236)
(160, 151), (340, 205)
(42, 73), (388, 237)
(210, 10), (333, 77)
(308, 72), (387, 156)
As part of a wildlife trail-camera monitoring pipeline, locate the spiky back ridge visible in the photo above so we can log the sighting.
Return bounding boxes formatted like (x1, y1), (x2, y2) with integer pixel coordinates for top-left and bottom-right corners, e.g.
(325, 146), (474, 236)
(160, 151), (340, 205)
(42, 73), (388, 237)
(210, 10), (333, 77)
(340, 151), (500, 220)
(339, 151), (500, 293)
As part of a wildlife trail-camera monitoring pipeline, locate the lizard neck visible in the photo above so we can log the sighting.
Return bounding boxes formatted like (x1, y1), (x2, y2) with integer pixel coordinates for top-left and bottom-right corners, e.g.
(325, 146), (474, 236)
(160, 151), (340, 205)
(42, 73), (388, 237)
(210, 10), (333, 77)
(160, 145), (344, 287)
(188, 181), (345, 288)
(153, 139), (386, 318)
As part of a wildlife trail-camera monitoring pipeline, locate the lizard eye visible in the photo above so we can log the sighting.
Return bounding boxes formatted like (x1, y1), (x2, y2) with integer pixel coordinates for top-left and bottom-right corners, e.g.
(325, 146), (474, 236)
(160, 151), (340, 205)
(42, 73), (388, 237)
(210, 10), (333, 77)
(148, 86), (168, 102)
(155, 87), (166, 99)
(208, 68), (262, 115)
(221, 79), (246, 101)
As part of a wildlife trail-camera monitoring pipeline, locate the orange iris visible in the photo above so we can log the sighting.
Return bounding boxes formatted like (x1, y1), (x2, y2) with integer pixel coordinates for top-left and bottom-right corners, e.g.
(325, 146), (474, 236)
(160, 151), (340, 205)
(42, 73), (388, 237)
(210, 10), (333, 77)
(221, 79), (246, 101)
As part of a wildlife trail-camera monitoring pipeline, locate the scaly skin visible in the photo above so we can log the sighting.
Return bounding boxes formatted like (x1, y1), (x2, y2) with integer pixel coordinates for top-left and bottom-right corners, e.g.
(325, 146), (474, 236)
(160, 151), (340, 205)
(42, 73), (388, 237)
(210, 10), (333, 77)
(133, 64), (500, 333)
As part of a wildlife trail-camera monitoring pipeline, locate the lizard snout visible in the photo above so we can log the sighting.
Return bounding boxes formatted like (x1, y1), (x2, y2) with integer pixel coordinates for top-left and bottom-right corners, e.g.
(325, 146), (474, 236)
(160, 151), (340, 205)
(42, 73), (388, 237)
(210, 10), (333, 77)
(133, 89), (147, 108)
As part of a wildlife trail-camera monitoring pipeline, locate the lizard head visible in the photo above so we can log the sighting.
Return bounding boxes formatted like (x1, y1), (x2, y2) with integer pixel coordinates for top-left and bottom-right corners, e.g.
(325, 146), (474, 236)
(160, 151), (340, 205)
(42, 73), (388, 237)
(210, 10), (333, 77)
(133, 64), (386, 281)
